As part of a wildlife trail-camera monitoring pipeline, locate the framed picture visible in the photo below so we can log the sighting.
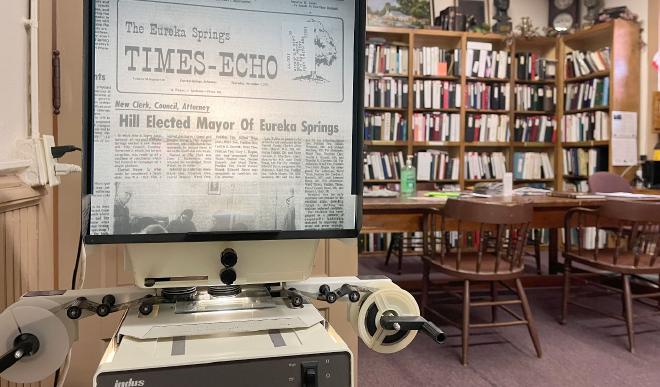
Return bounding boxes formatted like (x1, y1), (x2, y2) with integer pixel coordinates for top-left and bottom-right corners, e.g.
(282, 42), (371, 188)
(458, 0), (489, 27)
(367, 0), (432, 28)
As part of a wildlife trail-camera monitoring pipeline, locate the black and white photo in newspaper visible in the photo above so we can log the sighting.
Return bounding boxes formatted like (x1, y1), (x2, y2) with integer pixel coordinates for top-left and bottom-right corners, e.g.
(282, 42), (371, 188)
(90, 0), (357, 236)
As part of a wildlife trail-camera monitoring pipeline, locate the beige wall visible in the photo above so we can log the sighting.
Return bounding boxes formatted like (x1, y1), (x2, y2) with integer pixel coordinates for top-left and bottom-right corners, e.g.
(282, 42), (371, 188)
(0, 0), (30, 160)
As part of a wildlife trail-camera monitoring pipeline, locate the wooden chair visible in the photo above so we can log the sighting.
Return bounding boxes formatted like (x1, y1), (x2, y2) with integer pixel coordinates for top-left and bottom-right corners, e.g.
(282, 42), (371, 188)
(561, 200), (660, 353)
(420, 199), (542, 365)
(588, 172), (633, 193)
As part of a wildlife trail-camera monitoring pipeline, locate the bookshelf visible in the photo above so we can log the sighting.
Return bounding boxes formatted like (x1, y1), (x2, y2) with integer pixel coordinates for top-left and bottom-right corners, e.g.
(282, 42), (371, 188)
(363, 20), (641, 193)
(558, 20), (641, 192)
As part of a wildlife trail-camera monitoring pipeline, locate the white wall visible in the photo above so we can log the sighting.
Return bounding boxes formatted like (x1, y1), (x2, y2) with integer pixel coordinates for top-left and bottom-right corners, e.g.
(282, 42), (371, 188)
(0, 1), (30, 161)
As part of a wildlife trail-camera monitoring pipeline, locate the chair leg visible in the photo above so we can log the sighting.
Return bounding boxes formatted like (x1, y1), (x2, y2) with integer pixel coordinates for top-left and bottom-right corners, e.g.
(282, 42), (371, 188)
(397, 235), (404, 275)
(421, 260), (430, 316)
(533, 230), (542, 275)
(461, 280), (470, 366)
(385, 234), (399, 266)
(560, 258), (571, 325)
(515, 278), (542, 358)
(622, 274), (635, 353)
(490, 281), (498, 323)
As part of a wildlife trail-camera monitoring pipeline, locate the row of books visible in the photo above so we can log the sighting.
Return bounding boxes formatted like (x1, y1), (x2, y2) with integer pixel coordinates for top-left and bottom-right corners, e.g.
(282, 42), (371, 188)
(565, 47), (611, 78)
(561, 111), (609, 142)
(364, 151), (404, 181)
(566, 228), (608, 250)
(464, 152), (508, 180)
(413, 80), (462, 109)
(365, 43), (408, 75)
(364, 112), (407, 141)
(465, 114), (510, 143)
(416, 150), (460, 181)
(563, 180), (589, 193)
(513, 116), (556, 143)
(365, 78), (408, 109)
(562, 148), (608, 177)
(466, 82), (510, 110)
(465, 45), (511, 79)
(515, 52), (557, 81)
(412, 113), (460, 142)
(564, 77), (609, 112)
(514, 85), (556, 112)
(513, 152), (555, 180)
(358, 233), (396, 253)
(413, 47), (461, 77)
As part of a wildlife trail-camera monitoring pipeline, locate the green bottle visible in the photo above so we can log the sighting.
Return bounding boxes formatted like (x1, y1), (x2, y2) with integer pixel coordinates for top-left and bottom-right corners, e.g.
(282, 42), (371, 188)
(400, 155), (417, 197)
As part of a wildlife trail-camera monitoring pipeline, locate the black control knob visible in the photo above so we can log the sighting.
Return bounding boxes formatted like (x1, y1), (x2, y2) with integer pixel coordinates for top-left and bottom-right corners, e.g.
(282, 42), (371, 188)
(102, 295), (116, 307)
(220, 248), (238, 268)
(220, 268), (237, 285)
(139, 302), (153, 316)
(66, 297), (86, 320)
(96, 303), (111, 317)
(318, 285), (337, 304)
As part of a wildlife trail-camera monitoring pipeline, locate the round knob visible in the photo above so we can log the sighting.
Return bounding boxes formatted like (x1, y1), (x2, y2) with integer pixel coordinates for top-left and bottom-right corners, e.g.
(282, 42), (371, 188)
(220, 268), (237, 285)
(139, 302), (153, 316)
(67, 306), (82, 320)
(96, 304), (111, 317)
(220, 248), (238, 267)
(102, 295), (116, 307)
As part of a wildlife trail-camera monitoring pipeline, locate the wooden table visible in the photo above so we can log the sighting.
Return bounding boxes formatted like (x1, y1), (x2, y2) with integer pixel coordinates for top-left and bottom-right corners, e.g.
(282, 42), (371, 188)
(362, 194), (611, 275)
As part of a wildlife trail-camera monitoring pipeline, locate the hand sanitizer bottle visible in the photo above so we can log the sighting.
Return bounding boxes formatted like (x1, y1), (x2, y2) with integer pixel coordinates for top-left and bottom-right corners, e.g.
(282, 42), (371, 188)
(400, 155), (417, 197)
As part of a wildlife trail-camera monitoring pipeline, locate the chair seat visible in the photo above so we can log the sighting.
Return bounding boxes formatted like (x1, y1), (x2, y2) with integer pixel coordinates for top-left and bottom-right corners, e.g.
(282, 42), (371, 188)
(423, 252), (525, 280)
(564, 248), (660, 274)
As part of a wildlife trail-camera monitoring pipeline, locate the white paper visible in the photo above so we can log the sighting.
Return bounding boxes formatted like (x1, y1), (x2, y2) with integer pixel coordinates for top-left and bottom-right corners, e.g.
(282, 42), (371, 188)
(611, 111), (638, 166)
(90, 0), (356, 236)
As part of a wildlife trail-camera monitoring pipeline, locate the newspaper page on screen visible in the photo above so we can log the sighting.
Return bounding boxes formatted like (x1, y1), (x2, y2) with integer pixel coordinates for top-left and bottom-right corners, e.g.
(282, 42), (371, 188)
(90, 0), (357, 236)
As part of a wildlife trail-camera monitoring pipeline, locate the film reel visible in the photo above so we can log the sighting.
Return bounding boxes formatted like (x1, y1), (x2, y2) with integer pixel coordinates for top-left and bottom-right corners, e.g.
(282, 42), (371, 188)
(354, 288), (420, 354)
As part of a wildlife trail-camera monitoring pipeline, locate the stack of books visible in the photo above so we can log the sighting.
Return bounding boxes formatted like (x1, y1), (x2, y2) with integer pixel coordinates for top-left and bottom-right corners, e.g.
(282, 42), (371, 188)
(364, 112), (407, 141)
(412, 113), (460, 142)
(364, 151), (405, 181)
(564, 77), (609, 111)
(513, 116), (556, 143)
(464, 152), (508, 180)
(466, 82), (509, 110)
(561, 111), (609, 142)
(513, 152), (554, 180)
(416, 150), (459, 181)
(514, 85), (556, 111)
(365, 42), (409, 75)
(565, 47), (611, 78)
(515, 52), (557, 80)
(465, 42), (510, 79)
(365, 78), (408, 108)
(413, 80), (461, 109)
(413, 47), (461, 77)
(465, 114), (510, 142)
(562, 148), (608, 177)
(563, 180), (589, 192)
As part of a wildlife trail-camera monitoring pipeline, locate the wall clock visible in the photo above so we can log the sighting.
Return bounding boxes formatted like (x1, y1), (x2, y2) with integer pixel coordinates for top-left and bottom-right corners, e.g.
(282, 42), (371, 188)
(549, 0), (579, 32)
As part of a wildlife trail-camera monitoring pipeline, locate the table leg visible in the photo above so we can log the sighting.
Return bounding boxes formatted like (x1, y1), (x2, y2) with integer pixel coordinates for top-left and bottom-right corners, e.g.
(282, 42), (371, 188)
(548, 228), (561, 274)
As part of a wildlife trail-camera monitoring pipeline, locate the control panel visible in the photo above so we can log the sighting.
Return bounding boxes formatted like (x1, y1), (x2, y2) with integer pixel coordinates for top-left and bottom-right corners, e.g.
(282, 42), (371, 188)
(95, 352), (351, 387)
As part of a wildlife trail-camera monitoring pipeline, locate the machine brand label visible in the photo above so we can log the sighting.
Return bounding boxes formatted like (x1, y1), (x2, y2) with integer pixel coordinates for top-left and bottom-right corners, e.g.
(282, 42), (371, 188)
(114, 378), (145, 387)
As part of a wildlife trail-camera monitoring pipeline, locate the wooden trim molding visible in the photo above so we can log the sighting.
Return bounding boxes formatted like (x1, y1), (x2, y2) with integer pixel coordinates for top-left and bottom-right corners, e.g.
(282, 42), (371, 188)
(0, 176), (42, 213)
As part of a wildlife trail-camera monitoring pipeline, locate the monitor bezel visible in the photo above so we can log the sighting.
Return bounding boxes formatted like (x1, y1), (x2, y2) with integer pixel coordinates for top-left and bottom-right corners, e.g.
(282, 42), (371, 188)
(82, 0), (365, 244)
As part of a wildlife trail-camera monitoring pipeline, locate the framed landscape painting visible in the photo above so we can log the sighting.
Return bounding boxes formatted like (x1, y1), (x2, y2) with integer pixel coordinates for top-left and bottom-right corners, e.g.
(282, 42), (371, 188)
(367, 0), (432, 28)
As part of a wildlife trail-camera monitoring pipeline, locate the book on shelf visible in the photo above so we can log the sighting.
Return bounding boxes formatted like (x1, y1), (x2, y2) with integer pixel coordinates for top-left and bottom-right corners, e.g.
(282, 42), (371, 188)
(514, 84), (555, 111)
(413, 80), (461, 109)
(464, 151), (507, 180)
(465, 42), (510, 79)
(413, 47), (461, 77)
(466, 82), (509, 110)
(564, 77), (609, 111)
(565, 47), (611, 78)
(562, 148), (608, 177)
(415, 150), (459, 181)
(365, 78), (408, 108)
(563, 180), (589, 193)
(412, 113), (460, 142)
(513, 152), (555, 180)
(364, 151), (405, 181)
(435, 6), (467, 31)
(359, 232), (396, 253)
(515, 52), (557, 81)
(513, 116), (556, 143)
(365, 42), (409, 75)
(364, 112), (407, 141)
(465, 114), (510, 142)
(562, 111), (609, 142)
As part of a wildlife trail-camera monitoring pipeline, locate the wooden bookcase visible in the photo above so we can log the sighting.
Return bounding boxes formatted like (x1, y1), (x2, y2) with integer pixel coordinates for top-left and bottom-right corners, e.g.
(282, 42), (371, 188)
(363, 20), (641, 191)
(558, 20), (641, 189)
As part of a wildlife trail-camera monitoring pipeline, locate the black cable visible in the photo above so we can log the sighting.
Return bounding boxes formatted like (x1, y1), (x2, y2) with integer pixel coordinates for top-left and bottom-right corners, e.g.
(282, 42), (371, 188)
(71, 233), (83, 290)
